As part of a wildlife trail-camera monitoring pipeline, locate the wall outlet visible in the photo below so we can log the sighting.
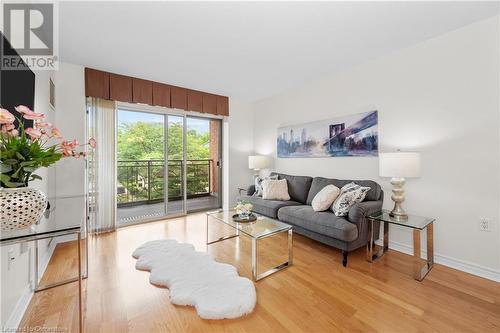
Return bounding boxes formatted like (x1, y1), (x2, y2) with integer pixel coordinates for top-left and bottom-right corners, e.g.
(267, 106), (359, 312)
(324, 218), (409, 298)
(479, 218), (491, 232)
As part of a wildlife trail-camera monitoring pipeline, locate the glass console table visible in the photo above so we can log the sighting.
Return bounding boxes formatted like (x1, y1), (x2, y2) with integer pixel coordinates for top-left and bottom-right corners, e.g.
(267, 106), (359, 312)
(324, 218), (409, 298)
(1, 223), (83, 332)
(366, 210), (436, 281)
(1, 194), (88, 332)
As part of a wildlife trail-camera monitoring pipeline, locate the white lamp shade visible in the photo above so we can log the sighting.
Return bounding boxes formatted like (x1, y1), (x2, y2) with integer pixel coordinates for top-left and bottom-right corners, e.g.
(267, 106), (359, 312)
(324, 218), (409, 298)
(379, 152), (421, 178)
(248, 155), (271, 170)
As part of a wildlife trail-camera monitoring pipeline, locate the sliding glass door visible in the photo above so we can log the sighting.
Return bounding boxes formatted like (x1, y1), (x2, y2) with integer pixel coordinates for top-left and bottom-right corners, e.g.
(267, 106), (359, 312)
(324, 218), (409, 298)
(166, 115), (185, 215)
(116, 110), (167, 224)
(116, 110), (222, 225)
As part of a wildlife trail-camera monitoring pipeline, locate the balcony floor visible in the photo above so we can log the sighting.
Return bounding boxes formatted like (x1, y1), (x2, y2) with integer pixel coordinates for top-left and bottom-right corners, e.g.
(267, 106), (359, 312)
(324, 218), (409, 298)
(117, 195), (220, 225)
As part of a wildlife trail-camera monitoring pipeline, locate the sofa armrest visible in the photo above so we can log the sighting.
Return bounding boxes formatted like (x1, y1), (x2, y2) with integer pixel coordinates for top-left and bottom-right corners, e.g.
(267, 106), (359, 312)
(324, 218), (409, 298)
(246, 185), (256, 196)
(347, 200), (383, 225)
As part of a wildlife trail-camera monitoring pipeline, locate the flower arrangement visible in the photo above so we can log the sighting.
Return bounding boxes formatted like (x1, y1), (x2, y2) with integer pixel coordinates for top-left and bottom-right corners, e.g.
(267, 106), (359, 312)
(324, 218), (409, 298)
(0, 106), (96, 188)
(235, 200), (253, 218)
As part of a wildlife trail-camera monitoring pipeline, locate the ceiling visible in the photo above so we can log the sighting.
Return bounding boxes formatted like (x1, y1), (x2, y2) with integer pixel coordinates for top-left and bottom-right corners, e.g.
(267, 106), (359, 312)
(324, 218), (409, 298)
(59, 1), (499, 102)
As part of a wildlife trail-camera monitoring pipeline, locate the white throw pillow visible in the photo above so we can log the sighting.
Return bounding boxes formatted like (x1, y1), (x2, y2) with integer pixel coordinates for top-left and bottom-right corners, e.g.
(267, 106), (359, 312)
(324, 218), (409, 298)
(331, 183), (371, 216)
(311, 185), (340, 212)
(262, 179), (291, 201)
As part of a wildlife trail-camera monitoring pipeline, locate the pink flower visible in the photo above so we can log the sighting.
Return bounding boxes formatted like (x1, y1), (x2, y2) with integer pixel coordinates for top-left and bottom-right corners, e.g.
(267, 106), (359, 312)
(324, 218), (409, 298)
(15, 105), (45, 120)
(1, 123), (15, 133)
(40, 129), (52, 140)
(88, 137), (96, 148)
(3, 123), (15, 131)
(62, 149), (73, 157)
(36, 121), (52, 128)
(62, 139), (78, 150)
(0, 108), (15, 124)
(1, 123), (18, 137)
(25, 127), (42, 139)
(14, 105), (31, 113)
(51, 127), (62, 138)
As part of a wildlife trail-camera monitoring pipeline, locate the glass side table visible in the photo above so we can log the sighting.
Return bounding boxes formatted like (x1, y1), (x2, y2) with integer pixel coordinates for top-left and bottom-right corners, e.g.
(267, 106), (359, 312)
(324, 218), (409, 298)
(366, 210), (436, 281)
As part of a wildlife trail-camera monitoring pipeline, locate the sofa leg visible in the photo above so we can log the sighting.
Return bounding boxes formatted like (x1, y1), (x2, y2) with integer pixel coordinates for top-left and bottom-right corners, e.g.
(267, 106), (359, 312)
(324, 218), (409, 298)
(342, 251), (348, 267)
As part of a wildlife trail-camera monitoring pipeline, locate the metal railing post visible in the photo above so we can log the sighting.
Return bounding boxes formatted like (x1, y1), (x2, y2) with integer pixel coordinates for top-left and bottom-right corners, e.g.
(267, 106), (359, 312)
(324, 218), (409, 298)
(208, 160), (211, 195)
(147, 160), (152, 202)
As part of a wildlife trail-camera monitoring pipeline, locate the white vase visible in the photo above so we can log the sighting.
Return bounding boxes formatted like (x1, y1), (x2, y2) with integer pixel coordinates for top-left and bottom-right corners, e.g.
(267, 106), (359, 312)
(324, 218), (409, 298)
(0, 187), (47, 231)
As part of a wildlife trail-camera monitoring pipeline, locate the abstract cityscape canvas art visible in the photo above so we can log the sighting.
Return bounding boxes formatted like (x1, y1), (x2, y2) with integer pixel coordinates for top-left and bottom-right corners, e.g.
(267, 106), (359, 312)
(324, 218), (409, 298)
(277, 111), (378, 158)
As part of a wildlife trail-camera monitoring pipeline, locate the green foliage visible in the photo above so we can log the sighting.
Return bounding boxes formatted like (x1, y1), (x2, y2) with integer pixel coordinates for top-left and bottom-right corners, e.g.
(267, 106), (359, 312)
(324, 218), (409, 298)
(0, 127), (62, 188)
(117, 121), (209, 161)
(116, 121), (212, 204)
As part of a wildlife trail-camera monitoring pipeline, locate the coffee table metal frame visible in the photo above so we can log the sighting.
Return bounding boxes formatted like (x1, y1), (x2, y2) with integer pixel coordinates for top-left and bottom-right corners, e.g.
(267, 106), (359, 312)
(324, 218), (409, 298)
(206, 211), (293, 281)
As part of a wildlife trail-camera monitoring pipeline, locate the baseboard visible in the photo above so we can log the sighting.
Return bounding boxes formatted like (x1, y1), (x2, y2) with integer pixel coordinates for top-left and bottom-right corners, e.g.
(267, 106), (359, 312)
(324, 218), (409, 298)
(376, 239), (500, 282)
(2, 284), (32, 330)
(3, 236), (73, 330)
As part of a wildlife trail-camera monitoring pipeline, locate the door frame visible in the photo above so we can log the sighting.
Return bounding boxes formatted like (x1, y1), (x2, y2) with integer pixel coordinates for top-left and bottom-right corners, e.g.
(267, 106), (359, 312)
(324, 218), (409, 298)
(185, 115), (223, 213)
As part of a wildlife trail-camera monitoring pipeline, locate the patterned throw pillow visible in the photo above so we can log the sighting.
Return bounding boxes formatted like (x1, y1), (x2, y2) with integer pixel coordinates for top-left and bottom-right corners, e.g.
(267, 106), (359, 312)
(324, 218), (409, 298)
(254, 174), (278, 197)
(331, 182), (371, 216)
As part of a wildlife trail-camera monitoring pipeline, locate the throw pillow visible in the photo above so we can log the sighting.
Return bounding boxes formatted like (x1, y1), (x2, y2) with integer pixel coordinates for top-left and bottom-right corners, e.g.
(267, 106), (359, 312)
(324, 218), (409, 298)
(254, 174), (278, 197)
(262, 179), (291, 201)
(331, 183), (371, 216)
(311, 185), (340, 212)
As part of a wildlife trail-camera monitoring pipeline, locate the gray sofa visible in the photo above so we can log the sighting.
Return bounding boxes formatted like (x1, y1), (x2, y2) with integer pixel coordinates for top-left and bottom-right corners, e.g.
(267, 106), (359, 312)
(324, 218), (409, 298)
(239, 172), (383, 267)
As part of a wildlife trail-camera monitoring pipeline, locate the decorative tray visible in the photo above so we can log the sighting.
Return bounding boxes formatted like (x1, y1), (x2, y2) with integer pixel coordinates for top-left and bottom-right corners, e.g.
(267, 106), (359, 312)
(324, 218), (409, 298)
(232, 213), (257, 223)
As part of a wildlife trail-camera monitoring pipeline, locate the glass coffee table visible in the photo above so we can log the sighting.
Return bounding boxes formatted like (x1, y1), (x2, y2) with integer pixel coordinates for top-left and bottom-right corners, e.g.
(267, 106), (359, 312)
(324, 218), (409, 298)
(366, 210), (436, 281)
(206, 210), (293, 281)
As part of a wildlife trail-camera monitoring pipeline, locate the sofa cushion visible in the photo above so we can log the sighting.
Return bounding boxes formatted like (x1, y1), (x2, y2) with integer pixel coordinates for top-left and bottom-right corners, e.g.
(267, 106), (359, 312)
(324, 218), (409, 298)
(240, 195), (301, 219)
(311, 184), (340, 212)
(307, 177), (381, 204)
(262, 179), (290, 201)
(271, 172), (313, 204)
(277, 205), (358, 242)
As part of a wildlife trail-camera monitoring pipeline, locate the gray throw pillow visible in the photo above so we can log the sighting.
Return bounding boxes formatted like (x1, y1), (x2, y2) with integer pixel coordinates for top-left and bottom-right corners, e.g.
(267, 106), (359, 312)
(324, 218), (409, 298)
(254, 174), (278, 197)
(331, 182), (371, 216)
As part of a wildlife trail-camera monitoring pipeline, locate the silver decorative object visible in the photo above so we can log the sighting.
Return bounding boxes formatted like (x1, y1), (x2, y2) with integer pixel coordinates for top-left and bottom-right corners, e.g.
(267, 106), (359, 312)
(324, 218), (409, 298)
(379, 151), (421, 220)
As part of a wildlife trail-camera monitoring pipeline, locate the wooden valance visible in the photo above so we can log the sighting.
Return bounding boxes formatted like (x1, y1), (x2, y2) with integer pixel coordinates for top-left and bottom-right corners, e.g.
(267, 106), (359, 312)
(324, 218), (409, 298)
(84, 67), (229, 116)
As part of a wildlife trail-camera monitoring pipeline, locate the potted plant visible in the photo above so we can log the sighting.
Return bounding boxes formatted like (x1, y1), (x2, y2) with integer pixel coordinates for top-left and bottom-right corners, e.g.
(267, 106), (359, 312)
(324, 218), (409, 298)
(0, 106), (95, 230)
(235, 200), (253, 219)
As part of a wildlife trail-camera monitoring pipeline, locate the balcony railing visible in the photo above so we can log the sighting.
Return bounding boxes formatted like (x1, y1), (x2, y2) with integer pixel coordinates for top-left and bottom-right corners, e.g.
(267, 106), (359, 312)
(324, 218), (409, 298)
(117, 159), (213, 207)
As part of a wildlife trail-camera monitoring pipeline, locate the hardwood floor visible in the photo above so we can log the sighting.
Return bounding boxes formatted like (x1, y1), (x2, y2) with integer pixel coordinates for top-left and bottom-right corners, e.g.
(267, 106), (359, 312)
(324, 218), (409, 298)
(19, 213), (500, 332)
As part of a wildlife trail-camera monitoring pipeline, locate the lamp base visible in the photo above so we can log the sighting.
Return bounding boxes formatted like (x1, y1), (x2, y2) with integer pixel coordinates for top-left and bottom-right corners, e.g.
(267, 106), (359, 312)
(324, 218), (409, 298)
(389, 178), (408, 220)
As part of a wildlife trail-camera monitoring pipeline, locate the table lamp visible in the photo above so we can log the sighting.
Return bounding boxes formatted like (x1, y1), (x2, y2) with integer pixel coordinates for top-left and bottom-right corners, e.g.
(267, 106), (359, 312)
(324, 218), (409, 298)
(248, 155), (271, 175)
(379, 151), (421, 219)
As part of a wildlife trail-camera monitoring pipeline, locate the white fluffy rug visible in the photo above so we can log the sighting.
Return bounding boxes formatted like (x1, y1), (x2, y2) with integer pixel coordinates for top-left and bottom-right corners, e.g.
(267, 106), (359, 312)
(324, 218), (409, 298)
(132, 239), (256, 319)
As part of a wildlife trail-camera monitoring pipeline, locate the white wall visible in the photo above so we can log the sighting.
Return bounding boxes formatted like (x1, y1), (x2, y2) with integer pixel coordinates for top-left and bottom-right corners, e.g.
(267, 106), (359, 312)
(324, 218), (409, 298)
(225, 99), (255, 209)
(53, 63), (87, 228)
(253, 16), (500, 279)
